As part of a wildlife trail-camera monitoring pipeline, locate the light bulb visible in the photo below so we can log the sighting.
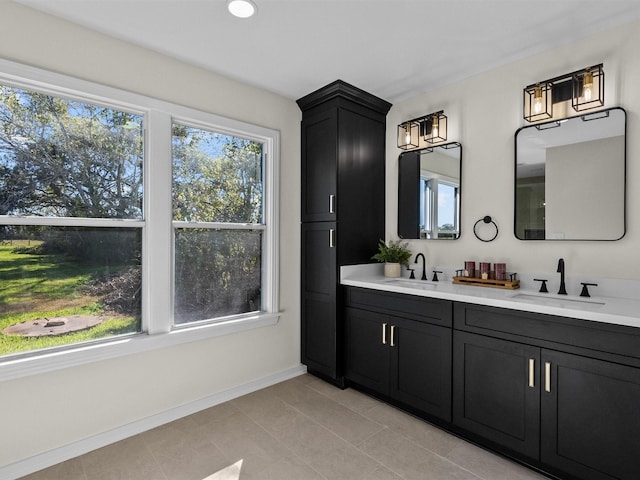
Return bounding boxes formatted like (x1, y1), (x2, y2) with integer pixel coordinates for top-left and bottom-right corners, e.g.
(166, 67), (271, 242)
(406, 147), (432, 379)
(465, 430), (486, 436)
(533, 86), (543, 114)
(583, 72), (593, 101)
(405, 126), (411, 145)
(432, 116), (439, 139)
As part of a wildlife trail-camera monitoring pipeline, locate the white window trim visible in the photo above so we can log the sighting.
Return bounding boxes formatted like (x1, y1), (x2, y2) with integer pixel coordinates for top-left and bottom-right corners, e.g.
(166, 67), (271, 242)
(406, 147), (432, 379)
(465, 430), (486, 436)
(0, 59), (280, 382)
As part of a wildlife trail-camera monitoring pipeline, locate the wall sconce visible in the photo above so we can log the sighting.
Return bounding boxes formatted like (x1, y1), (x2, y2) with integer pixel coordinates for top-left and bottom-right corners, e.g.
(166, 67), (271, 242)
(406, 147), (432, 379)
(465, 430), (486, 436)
(397, 111), (447, 149)
(523, 64), (604, 123)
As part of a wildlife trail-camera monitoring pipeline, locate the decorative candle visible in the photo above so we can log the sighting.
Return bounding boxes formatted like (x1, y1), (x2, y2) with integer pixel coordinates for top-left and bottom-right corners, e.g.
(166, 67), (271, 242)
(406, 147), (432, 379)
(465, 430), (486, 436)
(479, 262), (491, 279)
(464, 261), (476, 278)
(494, 263), (506, 280)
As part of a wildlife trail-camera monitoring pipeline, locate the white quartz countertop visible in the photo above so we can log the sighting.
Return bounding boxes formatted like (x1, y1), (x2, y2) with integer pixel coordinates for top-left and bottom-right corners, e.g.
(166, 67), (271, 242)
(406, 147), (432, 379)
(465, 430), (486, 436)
(341, 265), (640, 329)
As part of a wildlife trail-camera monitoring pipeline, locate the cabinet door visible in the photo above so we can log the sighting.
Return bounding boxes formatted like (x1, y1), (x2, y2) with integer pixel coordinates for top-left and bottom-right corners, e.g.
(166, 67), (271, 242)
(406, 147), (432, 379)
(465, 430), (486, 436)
(390, 317), (452, 421)
(541, 350), (640, 480)
(344, 307), (389, 395)
(336, 107), (386, 266)
(301, 109), (337, 222)
(301, 222), (337, 378)
(453, 331), (540, 459)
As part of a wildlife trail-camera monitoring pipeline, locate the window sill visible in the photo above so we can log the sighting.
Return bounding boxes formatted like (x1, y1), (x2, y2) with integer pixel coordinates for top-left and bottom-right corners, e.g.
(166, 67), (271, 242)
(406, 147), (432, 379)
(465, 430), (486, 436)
(0, 312), (280, 382)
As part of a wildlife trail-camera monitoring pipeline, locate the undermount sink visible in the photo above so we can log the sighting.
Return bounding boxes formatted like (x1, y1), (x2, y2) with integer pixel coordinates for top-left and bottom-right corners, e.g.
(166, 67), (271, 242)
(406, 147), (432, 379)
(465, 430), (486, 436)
(383, 278), (438, 290)
(510, 293), (605, 310)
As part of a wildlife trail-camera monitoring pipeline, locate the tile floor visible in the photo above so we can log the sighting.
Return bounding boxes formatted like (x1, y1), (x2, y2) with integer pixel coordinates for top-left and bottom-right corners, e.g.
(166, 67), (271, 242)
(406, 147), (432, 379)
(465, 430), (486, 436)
(21, 374), (550, 480)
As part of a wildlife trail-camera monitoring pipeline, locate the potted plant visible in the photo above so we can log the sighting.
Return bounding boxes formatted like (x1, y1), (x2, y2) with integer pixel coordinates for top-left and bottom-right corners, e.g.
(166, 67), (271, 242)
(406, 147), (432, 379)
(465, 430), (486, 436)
(371, 239), (412, 278)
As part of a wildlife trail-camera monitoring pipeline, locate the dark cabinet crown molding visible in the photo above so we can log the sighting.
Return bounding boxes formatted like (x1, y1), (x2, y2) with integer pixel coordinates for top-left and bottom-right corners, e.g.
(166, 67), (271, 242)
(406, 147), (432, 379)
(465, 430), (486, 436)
(297, 79), (392, 114)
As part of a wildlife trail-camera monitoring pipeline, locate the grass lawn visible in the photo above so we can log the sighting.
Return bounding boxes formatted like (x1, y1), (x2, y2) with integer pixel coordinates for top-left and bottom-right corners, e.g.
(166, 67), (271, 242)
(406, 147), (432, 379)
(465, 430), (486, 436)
(0, 240), (140, 356)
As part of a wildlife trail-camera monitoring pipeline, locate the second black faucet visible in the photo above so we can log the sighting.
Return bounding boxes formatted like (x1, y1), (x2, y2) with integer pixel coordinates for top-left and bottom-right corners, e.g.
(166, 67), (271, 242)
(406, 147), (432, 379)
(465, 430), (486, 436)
(557, 258), (567, 295)
(414, 253), (427, 281)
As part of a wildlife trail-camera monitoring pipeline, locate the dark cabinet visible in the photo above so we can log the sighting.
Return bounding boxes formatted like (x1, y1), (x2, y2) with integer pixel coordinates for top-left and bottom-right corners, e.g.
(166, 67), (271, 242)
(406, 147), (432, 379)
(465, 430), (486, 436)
(453, 331), (540, 459)
(300, 108), (337, 223)
(301, 222), (337, 377)
(298, 81), (391, 384)
(344, 287), (452, 421)
(344, 307), (390, 394)
(389, 315), (452, 420)
(541, 350), (640, 480)
(453, 302), (640, 479)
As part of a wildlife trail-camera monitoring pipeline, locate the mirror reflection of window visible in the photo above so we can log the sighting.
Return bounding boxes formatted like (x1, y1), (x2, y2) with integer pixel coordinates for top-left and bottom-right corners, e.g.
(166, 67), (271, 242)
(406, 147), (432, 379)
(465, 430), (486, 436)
(420, 175), (459, 239)
(398, 142), (461, 240)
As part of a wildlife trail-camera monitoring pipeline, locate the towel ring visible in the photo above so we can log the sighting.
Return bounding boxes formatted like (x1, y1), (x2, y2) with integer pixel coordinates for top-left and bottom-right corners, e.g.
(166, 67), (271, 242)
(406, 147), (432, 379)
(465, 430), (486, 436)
(473, 216), (498, 242)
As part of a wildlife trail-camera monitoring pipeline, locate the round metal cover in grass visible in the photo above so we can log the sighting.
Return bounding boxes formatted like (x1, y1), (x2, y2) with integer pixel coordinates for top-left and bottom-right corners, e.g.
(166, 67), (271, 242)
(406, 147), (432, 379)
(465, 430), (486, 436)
(2, 315), (104, 337)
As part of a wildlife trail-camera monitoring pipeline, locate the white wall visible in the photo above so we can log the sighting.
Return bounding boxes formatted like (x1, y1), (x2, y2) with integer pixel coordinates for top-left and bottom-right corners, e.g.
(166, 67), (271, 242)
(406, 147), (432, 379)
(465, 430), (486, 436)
(387, 19), (640, 280)
(0, 1), (301, 470)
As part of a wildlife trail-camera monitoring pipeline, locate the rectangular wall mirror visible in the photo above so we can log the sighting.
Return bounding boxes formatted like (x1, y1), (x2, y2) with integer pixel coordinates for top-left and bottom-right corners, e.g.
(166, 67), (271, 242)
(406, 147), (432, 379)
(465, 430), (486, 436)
(398, 142), (461, 239)
(515, 107), (626, 240)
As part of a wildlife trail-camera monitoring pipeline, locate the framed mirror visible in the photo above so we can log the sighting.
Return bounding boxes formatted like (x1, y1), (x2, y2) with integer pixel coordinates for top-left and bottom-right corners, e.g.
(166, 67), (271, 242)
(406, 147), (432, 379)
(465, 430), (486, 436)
(398, 142), (461, 239)
(515, 107), (626, 240)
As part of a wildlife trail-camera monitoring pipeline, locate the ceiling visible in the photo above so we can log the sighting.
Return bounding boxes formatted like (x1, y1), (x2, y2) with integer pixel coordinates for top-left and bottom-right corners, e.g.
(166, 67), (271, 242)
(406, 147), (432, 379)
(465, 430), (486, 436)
(15, 0), (640, 103)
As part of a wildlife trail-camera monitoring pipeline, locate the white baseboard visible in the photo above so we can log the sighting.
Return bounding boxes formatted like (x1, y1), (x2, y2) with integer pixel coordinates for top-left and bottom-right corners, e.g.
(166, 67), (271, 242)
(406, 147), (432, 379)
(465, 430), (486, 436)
(2, 364), (307, 479)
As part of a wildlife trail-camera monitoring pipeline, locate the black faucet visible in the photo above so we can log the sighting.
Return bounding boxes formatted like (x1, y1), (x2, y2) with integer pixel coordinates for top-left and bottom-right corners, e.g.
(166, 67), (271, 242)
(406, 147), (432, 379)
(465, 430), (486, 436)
(414, 253), (427, 281)
(557, 258), (567, 295)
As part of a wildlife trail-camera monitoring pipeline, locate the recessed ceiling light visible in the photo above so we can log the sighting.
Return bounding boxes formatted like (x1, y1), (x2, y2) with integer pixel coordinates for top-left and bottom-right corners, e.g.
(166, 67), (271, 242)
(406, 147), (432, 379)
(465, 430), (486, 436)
(227, 0), (257, 18)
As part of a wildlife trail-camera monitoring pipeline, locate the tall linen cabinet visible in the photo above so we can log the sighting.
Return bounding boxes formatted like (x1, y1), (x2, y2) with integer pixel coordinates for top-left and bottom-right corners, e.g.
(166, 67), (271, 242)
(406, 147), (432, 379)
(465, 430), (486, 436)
(297, 80), (391, 385)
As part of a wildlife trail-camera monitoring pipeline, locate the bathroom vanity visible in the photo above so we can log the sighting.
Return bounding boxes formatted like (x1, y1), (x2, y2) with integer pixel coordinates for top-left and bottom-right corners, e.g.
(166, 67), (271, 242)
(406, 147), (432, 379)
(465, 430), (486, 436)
(341, 266), (640, 480)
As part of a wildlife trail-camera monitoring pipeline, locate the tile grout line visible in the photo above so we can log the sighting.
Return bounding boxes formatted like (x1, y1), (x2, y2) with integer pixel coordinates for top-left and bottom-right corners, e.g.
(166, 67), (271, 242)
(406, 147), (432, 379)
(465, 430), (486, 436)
(230, 404), (331, 480)
(265, 382), (389, 479)
(300, 381), (487, 480)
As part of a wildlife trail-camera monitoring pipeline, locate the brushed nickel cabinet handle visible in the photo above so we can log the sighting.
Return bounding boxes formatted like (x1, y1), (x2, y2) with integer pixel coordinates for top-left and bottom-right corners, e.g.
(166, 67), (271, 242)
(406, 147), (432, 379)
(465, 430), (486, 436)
(329, 229), (335, 248)
(329, 194), (335, 214)
(545, 361), (551, 393)
(390, 325), (396, 347)
(529, 358), (535, 388)
(382, 323), (387, 345)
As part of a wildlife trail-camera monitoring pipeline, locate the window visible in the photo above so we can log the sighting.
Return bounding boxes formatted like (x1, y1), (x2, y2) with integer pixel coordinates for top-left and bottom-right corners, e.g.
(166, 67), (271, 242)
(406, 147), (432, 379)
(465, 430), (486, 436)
(0, 59), (279, 368)
(172, 123), (264, 324)
(0, 84), (143, 356)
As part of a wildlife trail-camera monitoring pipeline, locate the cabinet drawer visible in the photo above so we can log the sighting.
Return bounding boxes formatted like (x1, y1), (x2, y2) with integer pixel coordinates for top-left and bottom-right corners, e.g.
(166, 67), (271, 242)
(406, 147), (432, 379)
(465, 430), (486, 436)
(454, 302), (640, 361)
(344, 286), (452, 328)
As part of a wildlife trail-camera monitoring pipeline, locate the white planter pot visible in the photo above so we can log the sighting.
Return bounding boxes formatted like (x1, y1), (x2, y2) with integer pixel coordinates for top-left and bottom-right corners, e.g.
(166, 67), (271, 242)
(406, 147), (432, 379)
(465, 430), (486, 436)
(384, 263), (402, 278)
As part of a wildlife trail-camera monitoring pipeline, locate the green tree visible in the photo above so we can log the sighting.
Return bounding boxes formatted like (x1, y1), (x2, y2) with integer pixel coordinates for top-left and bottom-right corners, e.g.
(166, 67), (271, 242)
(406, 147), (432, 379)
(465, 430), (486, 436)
(172, 125), (262, 223)
(0, 85), (144, 264)
(0, 85), (143, 220)
(171, 124), (263, 322)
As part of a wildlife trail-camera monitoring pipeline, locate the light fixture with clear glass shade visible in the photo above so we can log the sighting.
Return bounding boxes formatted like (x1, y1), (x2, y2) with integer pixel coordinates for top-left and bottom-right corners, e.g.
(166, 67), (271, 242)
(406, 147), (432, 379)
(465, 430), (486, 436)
(397, 111), (447, 150)
(397, 121), (419, 150)
(523, 64), (604, 123)
(227, 0), (257, 18)
(422, 111), (447, 144)
(523, 83), (552, 122)
(572, 65), (604, 112)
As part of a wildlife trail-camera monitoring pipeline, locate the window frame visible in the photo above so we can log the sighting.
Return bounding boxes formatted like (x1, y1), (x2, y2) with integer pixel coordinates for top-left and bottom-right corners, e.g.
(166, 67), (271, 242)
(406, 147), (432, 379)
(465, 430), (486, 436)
(420, 172), (460, 239)
(170, 115), (276, 327)
(0, 59), (280, 382)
